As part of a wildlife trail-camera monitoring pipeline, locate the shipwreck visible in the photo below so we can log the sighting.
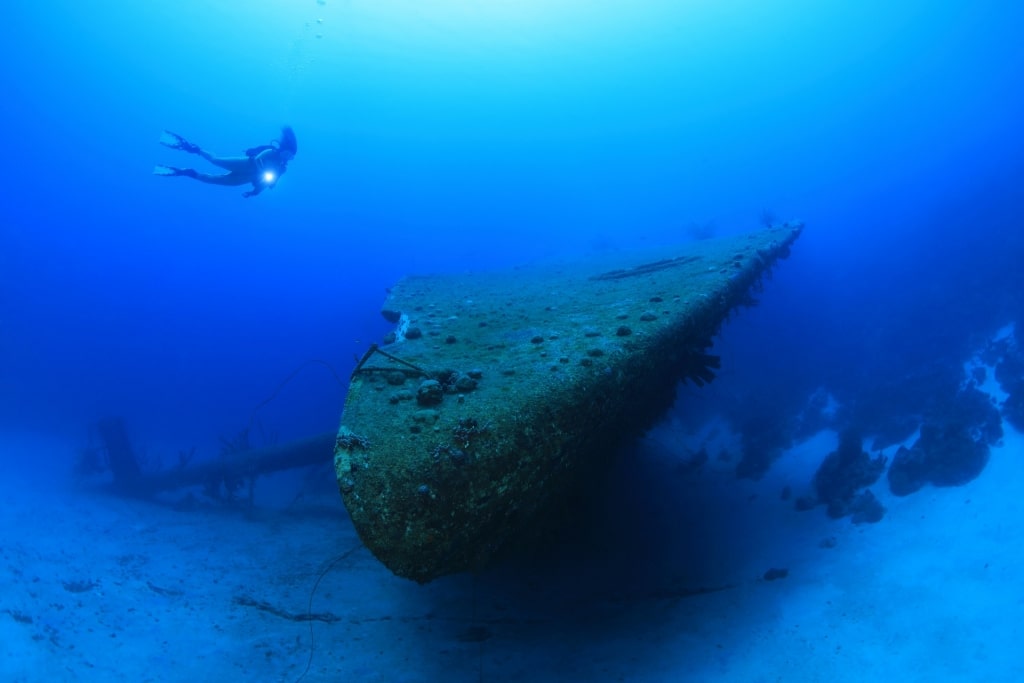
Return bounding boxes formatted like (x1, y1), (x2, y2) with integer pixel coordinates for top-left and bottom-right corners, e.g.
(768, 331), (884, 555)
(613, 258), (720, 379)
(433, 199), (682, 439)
(334, 223), (803, 582)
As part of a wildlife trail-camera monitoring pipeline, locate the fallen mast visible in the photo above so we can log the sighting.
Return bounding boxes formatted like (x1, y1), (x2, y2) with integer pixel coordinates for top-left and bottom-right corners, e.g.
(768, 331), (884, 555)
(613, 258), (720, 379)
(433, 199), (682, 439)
(95, 417), (334, 498)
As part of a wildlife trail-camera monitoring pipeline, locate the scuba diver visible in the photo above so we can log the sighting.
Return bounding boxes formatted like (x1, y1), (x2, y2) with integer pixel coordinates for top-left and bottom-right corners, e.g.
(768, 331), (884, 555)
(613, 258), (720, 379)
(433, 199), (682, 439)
(154, 126), (297, 198)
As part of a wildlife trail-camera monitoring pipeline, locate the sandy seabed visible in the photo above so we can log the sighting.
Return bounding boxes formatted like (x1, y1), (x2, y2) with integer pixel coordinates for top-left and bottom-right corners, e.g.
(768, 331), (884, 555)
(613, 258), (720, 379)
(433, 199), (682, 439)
(2, 423), (1022, 683)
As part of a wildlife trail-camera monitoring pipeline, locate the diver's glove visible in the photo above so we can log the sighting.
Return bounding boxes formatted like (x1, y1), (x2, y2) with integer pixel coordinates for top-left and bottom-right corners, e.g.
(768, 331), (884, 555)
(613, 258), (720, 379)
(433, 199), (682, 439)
(160, 130), (202, 155)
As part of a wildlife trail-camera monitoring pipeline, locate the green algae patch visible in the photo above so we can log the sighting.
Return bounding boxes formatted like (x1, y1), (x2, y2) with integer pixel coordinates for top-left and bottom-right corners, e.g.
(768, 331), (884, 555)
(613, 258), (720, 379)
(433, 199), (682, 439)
(335, 224), (803, 582)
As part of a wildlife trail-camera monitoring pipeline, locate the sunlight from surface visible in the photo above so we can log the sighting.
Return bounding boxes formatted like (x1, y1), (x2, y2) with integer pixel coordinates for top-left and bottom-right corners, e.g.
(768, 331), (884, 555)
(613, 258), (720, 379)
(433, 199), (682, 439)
(290, 0), (718, 60)
(307, 0), (705, 33)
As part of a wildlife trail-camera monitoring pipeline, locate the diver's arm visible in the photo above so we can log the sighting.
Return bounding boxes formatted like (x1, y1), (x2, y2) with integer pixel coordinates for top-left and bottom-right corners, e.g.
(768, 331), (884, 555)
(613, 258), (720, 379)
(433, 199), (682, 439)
(242, 183), (265, 198)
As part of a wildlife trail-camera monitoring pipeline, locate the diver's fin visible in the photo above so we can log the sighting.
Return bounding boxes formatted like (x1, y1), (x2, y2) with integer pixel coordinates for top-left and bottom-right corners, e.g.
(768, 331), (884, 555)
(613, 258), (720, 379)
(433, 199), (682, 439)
(159, 130), (183, 148)
(159, 130), (201, 154)
(153, 164), (190, 176)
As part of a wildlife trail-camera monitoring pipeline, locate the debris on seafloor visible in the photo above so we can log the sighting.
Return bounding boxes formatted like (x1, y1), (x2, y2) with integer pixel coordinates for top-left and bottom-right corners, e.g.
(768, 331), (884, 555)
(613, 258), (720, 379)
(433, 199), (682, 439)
(335, 223), (804, 582)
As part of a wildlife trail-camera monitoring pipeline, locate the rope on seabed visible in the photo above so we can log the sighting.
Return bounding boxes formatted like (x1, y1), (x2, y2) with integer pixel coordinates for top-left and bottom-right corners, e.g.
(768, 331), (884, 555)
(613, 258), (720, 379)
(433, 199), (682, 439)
(292, 544), (363, 683)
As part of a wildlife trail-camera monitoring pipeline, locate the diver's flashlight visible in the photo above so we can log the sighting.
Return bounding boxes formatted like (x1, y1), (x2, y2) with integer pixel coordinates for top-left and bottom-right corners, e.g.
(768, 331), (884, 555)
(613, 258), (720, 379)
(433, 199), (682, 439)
(263, 170), (276, 184)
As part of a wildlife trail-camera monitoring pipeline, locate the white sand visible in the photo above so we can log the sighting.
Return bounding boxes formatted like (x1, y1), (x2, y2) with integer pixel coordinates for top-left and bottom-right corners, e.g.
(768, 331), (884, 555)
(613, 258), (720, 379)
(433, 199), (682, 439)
(2, 422), (1021, 682)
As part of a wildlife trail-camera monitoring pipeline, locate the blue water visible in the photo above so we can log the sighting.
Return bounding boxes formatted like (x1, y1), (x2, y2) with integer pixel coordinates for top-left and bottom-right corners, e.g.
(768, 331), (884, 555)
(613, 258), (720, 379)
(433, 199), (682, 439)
(2, 1), (1024, 680)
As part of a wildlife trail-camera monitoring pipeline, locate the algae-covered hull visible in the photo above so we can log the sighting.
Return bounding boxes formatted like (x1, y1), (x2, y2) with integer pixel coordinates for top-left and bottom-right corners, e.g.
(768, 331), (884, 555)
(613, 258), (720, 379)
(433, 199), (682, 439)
(335, 224), (803, 582)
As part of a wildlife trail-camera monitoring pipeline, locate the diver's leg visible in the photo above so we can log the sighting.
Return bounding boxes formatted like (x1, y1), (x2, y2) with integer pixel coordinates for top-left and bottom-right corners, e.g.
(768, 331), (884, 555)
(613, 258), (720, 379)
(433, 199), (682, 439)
(154, 167), (250, 186)
(160, 132), (250, 172)
(197, 153), (252, 173)
(190, 171), (252, 187)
